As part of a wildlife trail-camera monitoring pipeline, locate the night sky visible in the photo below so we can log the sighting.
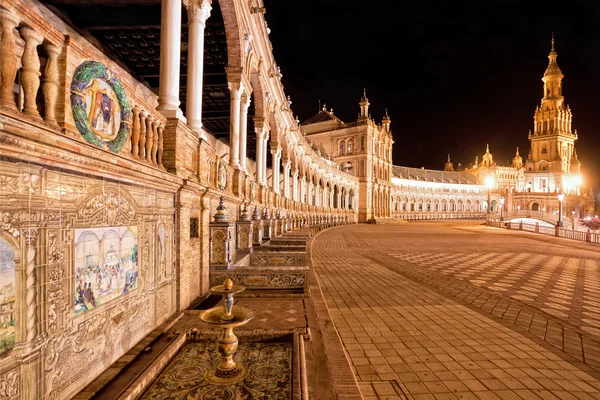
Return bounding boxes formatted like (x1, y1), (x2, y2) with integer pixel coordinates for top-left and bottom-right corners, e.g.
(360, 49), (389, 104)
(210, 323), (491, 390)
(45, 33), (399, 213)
(263, 0), (600, 203)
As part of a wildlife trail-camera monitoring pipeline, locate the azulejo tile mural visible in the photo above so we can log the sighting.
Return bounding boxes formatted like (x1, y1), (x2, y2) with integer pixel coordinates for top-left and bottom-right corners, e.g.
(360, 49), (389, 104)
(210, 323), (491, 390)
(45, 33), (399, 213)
(70, 60), (131, 152)
(74, 226), (138, 316)
(0, 239), (16, 358)
(141, 342), (292, 400)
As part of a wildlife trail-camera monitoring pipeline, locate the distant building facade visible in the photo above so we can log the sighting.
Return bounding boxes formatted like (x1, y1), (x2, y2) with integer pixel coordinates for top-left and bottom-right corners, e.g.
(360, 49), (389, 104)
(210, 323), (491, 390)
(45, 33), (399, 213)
(300, 39), (594, 222)
(465, 39), (594, 219)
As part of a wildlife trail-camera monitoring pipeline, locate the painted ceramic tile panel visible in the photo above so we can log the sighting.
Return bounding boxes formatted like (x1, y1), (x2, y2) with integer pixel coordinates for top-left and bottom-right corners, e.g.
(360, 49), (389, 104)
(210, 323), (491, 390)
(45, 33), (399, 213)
(74, 226), (138, 316)
(0, 239), (16, 357)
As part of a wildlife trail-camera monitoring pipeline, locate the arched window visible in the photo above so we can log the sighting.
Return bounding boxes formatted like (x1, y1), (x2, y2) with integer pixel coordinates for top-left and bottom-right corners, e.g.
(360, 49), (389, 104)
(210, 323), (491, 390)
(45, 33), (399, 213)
(347, 139), (353, 154)
(339, 140), (346, 156)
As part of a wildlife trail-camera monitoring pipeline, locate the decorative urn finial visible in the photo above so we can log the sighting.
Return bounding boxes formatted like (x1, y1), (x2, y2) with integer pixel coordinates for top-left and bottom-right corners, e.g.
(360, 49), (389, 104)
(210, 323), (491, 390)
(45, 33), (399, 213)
(214, 196), (229, 222)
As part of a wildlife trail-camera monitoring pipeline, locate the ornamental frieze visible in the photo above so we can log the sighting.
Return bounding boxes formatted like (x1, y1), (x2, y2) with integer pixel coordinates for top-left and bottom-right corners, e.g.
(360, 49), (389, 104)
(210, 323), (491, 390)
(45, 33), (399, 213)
(76, 192), (136, 226)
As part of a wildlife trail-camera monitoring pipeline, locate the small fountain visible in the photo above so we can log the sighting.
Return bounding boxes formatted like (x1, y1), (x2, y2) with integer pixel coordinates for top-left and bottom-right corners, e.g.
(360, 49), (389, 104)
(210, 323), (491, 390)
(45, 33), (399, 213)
(199, 278), (256, 383)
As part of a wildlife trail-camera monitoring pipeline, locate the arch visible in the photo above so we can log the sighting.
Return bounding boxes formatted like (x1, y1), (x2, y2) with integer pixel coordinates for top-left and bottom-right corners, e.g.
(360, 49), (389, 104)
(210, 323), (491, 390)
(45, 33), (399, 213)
(217, 0), (243, 70)
(347, 139), (354, 154)
(249, 69), (267, 119)
(530, 202), (540, 212)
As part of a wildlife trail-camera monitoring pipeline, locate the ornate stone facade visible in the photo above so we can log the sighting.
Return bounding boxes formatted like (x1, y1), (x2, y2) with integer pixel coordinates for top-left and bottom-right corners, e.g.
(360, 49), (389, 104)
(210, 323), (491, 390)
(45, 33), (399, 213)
(0, 1), (357, 398)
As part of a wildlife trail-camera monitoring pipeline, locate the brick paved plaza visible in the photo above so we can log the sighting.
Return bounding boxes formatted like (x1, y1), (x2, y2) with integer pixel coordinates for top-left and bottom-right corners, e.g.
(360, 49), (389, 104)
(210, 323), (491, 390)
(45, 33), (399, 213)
(311, 221), (600, 400)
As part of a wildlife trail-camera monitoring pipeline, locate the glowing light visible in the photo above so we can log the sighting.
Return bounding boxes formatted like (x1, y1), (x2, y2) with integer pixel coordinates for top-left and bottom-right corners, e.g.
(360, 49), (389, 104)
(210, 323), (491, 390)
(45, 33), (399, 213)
(500, 197), (505, 205)
(573, 175), (582, 186)
(557, 192), (565, 203)
(485, 176), (494, 188)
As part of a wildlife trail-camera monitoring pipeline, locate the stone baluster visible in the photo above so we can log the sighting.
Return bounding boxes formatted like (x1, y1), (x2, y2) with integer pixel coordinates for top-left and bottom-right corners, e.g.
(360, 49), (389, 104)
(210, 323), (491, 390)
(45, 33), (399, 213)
(41, 43), (61, 125)
(157, 123), (165, 169)
(131, 105), (141, 158)
(25, 228), (39, 341)
(151, 119), (160, 165)
(145, 114), (154, 164)
(0, 9), (20, 110)
(20, 27), (44, 118)
(139, 110), (148, 160)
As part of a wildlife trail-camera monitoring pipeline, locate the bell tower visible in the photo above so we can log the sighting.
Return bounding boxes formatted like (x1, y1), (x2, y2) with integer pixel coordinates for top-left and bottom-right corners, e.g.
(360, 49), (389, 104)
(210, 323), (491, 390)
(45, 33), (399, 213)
(528, 35), (578, 173)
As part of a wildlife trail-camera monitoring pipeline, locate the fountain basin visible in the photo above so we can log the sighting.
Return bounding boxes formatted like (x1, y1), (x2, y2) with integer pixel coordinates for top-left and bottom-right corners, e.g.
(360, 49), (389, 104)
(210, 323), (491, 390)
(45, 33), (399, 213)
(199, 305), (255, 328)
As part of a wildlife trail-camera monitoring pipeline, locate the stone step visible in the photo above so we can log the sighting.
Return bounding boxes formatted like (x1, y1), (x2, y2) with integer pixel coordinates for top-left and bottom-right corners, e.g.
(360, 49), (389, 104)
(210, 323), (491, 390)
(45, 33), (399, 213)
(210, 266), (309, 291)
(269, 238), (308, 246)
(253, 245), (306, 252)
(249, 251), (306, 266)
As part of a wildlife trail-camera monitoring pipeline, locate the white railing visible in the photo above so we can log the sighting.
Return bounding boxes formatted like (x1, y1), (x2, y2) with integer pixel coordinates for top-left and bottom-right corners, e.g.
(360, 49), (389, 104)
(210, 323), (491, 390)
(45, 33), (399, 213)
(489, 220), (600, 245)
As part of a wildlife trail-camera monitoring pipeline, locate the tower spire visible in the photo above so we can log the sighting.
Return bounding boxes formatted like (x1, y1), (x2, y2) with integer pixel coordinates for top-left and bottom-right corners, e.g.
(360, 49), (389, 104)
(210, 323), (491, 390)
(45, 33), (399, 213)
(359, 88), (370, 119)
(551, 32), (555, 51)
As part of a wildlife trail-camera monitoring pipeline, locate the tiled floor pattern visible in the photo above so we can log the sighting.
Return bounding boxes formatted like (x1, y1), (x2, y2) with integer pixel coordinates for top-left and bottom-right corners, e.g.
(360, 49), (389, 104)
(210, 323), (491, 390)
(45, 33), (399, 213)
(388, 252), (600, 338)
(312, 225), (600, 399)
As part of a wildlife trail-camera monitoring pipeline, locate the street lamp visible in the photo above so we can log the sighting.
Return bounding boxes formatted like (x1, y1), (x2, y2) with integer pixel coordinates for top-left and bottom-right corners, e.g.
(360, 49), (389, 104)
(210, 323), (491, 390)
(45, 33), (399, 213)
(500, 197), (505, 220)
(557, 192), (564, 227)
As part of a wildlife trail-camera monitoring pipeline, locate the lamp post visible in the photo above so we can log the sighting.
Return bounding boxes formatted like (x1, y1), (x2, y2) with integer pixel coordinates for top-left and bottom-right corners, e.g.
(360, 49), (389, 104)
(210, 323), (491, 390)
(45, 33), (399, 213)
(500, 197), (505, 220)
(557, 192), (564, 227)
(485, 176), (494, 218)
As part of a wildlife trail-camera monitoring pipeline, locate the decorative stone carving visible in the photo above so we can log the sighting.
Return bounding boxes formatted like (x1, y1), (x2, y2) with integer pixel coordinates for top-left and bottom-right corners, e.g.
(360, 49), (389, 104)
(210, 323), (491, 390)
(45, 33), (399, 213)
(0, 174), (19, 193)
(42, 43), (61, 125)
(0, 369), (19, 398)
(25, 227), (39, 341)
(0, 211), (19, 238)
(77, 192), (135, 226)
(217, 159), (228, 191)
(70, 60), (131, 152)
(47, 231), (65, 332)
(22, 172), (40, 194)
(20, 27), (44, 118)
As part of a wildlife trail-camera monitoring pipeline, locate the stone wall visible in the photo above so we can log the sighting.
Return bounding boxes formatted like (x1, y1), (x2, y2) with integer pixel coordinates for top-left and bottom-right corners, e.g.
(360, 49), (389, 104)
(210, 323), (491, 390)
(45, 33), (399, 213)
(0, 160), (178, 400)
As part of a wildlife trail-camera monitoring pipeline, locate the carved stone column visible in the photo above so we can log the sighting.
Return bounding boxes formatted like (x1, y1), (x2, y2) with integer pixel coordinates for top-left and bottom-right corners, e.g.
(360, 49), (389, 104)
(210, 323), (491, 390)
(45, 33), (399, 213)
(0, 9), (20, 110)
(157, 0), (184, 118)
(254, 122), (265, 184)
(236, 202), (253, 257)
(251, 206), (263, 246)
(42, 43), (61, 125)
(131, 105), (141, 158)
(239, 94), (250, 172)
(139, 110), (148, 160)
(19, 27), (44, 118)
(24, 228), (39, 341)
(228, 81), (242, 169)
(157, 123), (165, 169)
(291, 169), (298, 201)
(209, 197), (234, 270)
(271, 148), (281, 194)
(262, 131), (269, 187)
(184, 0), (211, 138)
(282, 159), (291, 198)
(145, 115), (155, 164)
(151, 119), (160, 165)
